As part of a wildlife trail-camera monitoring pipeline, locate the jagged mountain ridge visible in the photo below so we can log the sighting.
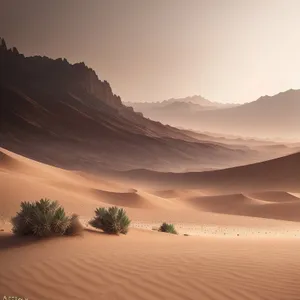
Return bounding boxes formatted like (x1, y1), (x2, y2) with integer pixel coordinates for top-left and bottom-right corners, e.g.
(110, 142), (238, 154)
(123, 95), (239, 119)
(0, 38), (258, 172)
(124, 95), (239, 110)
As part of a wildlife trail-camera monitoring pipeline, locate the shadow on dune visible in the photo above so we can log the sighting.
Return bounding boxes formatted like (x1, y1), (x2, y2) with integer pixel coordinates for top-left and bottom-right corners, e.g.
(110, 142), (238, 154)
(113, 152), (300, 192)
(84, 227), (122, 237)
(92, 189), (155, 208)
(184, 193), (300, 222)
(0, 233), (43, 251)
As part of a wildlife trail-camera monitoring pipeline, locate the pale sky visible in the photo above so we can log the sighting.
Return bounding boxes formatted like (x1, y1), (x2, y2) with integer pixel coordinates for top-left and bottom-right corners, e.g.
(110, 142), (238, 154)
(1, 0), (300, 103)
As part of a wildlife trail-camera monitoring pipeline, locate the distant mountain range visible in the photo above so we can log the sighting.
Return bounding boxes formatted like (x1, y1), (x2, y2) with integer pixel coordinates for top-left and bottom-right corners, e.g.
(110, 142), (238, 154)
(125, 90), (300, 139)
(0, 38), (262, 172)
(124, 95), (238, 113)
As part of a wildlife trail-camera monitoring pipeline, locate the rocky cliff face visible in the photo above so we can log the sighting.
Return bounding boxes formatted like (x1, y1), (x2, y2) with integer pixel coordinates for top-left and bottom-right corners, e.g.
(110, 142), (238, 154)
(0, 38), (255, 172)
(0, 38), (122, 110)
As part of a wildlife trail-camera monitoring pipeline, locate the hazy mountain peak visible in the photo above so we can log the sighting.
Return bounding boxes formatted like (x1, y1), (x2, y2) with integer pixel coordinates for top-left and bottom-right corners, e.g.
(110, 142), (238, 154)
(125, 95), (239, 111)
(160, 95), (238, 108)
(127, 88), (300, 140)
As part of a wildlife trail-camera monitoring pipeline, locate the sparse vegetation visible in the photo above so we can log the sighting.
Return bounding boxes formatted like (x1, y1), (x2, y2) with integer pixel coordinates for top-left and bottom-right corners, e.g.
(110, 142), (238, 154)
(11, 199), (82, 237)
(89, 206), (131, 235)
(159, 222), (178, 235)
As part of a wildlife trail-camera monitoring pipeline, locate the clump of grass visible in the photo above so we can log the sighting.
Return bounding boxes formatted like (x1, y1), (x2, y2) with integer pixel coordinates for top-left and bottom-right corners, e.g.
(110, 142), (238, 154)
(89, 206), (131, 235)
(159, 222), (178, 235)
(11, 199), (82, 237)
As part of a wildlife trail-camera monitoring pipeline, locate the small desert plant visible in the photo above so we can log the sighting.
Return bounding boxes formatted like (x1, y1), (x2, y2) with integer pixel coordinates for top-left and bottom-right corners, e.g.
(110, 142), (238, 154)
(89, 206), (131, 235)
(159, 222), (178, 235)
(11, 199), (81, 237)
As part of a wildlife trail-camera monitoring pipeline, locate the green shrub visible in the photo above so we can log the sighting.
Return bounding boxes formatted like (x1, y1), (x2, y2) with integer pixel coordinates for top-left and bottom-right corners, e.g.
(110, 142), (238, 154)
(89, 206), (131, 235)
(11, 199), (82, 237)
(159, 222), (178, 234)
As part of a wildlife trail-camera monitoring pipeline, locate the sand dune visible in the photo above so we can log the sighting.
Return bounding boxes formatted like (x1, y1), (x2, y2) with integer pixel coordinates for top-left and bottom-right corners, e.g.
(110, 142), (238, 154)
(149, 189), (205, 199)
(248, 191), (300, 203)
(93, 190), (155, 208)
(111, 151), (300, 193)
(0, 148), (127, 218)
(184, 193), (264, 210)
(1, 147), (300, 300)
(2, 147), (300, 225)
(184, 193), (300, 222)
(1, 230), (300, 300)
(289, 192), (300, 198)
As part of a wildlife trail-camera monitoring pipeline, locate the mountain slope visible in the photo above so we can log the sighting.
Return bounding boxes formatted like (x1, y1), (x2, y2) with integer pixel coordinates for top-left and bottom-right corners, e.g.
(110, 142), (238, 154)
(126, 90), (300, 140)
(190, 90), (300, 139)
(0, 38), (257, 172)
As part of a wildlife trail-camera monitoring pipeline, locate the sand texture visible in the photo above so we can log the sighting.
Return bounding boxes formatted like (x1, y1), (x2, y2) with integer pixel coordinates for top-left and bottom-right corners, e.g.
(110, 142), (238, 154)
(1, 147), (300, 300)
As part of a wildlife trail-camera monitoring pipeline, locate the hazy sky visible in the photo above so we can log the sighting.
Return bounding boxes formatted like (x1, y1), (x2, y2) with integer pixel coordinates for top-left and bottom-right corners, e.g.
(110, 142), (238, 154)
(1, 0), (300, 103)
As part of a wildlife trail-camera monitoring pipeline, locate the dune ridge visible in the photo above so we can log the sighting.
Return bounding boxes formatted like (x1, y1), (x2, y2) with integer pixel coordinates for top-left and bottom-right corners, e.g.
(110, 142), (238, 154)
(1, 147), (300, 225)
(1, 148), (300, 300)
(111, 151), (300, 193)
(183, 192), (300, 222)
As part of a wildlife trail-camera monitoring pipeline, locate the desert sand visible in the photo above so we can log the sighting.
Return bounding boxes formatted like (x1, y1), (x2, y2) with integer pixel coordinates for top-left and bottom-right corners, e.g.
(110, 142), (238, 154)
(1, 147), (300, 300)
(1, 230), (300, 300)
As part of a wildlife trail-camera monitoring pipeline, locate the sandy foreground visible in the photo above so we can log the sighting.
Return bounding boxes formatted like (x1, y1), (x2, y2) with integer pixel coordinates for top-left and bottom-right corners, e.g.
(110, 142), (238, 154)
(1, 147), (300, 300)
(1, 230), (300, 300)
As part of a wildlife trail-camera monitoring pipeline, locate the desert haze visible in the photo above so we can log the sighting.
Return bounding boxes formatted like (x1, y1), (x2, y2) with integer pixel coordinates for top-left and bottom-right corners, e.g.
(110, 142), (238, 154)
(125, 90), (300, 140)
(1, 3), (300, 300)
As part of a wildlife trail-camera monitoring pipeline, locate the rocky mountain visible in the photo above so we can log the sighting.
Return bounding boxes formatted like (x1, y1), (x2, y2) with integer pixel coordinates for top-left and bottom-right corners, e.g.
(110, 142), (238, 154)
(0, 38), (259, 172)
(124, 95), (238, 110)
(126, 89), (300, 140)
(124, 95), (238, 121)
(189, 90), (300, 139)
(161, 95), (238, 108)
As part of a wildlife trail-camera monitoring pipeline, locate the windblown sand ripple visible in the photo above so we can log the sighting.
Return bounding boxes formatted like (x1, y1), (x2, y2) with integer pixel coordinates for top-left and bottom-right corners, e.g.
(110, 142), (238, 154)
(1, 148), (300, 300)
(1, 230), (300, 300)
